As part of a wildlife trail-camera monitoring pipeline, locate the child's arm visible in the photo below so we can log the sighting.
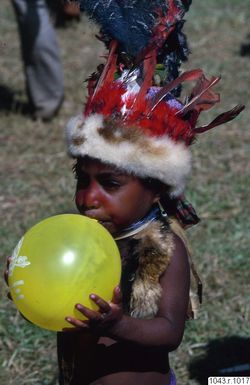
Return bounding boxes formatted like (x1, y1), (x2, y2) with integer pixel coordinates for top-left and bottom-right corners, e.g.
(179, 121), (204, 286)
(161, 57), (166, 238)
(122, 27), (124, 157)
(65, 233), (190, 351)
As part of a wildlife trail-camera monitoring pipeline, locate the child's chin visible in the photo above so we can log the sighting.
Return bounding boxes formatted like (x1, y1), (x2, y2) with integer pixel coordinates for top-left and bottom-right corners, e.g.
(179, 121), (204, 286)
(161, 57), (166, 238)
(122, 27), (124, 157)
(98, 220), (115, 235)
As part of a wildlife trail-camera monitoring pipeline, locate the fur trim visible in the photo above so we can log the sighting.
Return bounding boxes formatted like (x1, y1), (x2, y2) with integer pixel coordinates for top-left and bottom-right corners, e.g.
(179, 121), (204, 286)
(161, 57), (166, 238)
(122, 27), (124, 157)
(129, 220), (174, 319)
(66, 114), (192, 197)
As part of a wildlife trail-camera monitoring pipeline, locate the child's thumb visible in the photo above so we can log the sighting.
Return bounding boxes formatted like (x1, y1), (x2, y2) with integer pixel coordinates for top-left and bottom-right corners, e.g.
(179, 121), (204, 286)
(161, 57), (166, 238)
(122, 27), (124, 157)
(112, 286), (122, 304)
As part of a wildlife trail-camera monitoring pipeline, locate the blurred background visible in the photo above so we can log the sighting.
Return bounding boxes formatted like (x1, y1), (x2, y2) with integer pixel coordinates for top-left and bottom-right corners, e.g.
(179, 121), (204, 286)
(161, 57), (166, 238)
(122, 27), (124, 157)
(0, 0), (249, 384)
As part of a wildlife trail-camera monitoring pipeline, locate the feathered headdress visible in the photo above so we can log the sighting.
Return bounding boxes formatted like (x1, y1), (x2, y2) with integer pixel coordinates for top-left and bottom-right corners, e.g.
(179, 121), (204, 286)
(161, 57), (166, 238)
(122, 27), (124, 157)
(66, 0), (244, 196)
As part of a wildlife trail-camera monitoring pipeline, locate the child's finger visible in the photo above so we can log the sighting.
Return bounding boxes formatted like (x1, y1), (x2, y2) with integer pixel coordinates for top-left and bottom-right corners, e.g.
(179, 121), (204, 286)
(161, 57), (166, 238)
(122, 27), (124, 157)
(65, 316), (88, 329)
(3, 269), (9, 286)
(112, 286), (122, 304)
(75, 303), (105, 321)
(6, 256), (12, 268)
(89, 294), (111, 313)
(3, 256), (12, 286)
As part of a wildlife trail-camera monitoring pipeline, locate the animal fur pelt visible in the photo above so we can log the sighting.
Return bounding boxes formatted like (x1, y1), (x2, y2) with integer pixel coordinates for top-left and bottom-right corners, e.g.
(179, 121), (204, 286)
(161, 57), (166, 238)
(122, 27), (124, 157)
(130, 220), (174, 319)
(122, 218), (201, 319)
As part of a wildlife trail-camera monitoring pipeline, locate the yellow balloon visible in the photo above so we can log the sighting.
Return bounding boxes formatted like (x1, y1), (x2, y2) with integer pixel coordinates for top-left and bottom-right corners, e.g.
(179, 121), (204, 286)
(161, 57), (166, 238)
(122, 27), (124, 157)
(8, 214), (121, 332)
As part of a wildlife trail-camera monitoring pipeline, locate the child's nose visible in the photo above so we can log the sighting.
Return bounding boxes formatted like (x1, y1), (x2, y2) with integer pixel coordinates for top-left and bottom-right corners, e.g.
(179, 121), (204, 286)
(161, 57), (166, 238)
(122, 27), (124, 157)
(78, 181), (101, 209)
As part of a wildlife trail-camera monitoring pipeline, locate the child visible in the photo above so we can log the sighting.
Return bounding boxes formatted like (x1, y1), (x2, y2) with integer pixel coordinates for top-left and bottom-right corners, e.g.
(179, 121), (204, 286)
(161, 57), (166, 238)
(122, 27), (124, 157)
(58, 156), (193, 385)
(57, 2), (244, 384)
(7, 1), (244, 384)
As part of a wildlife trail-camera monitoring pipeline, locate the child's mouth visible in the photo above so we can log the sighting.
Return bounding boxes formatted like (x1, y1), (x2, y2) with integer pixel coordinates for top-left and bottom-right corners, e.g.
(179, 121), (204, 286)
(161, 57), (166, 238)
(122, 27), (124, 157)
(80, 211), (115, 232)
(82, 211), (111, 224)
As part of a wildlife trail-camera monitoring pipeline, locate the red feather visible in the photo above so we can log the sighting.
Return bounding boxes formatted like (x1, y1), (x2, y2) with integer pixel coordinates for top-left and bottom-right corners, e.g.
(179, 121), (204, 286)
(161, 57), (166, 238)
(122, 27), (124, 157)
(194, 105), (245, 133)
(85, 82), (126, 117)
(147, 69), (203, 115)
(131, 49), (157, 112)
(85, 40), (118, 116)
(177, 74), (221, 117)
(125, 95), (193, 144)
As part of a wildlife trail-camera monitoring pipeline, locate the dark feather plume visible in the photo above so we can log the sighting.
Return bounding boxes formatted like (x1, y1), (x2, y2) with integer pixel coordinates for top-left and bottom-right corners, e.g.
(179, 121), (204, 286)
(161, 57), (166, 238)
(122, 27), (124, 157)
(80, 0), (191, 94)
(81, 0), (167, 57)
(160, 19), (190, 95)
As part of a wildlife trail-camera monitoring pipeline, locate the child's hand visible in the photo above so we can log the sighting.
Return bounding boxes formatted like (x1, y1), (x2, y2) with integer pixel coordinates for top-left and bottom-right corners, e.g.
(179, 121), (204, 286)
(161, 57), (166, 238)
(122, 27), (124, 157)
(64, 286), (123, 334)
(3, 256), (12, 300)
(3, 256), (11, 284)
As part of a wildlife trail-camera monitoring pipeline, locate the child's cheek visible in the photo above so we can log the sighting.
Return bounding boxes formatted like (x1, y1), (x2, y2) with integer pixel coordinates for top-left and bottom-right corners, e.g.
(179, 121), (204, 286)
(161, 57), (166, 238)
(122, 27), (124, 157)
(75, 190), (85, 207)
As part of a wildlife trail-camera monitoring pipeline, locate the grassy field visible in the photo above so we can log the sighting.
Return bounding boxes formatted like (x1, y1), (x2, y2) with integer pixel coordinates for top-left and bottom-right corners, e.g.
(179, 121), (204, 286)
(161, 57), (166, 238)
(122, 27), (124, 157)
(0, 1), (249, 384)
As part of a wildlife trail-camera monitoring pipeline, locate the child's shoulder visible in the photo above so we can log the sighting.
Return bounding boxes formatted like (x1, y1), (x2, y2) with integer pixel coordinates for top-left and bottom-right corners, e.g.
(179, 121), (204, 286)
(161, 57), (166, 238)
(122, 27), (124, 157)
(168, 217), (191, 261)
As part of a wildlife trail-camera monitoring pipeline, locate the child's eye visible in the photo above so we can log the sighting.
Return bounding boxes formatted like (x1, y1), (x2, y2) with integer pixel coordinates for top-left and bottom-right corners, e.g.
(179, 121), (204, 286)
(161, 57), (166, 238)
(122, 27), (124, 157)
(100, 179), (121, 190)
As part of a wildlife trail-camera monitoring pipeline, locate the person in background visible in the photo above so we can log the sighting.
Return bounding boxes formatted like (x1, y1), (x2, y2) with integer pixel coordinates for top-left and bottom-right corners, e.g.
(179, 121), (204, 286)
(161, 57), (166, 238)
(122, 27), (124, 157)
(11, 0), (64, 121)
(53, 0), (81, 27)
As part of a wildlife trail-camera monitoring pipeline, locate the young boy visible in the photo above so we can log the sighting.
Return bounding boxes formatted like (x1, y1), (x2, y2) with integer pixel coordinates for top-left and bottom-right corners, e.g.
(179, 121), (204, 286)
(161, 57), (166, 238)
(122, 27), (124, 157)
(5, 1), (243, 384)
(58, 156), (191, 385)
(57, 2), (243, 383)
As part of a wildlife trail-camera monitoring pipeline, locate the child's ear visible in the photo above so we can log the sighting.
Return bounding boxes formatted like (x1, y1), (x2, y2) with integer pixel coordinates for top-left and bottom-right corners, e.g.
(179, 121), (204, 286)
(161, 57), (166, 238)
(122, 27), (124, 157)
(152, 184), (169, 203)
(153, 195), (160, 204)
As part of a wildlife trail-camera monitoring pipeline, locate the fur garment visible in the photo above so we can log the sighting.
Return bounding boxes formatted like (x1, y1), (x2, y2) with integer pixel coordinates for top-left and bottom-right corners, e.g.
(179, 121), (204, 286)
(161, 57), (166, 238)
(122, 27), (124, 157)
(130, 220), (174, 318)
(120, 218), (201, 320)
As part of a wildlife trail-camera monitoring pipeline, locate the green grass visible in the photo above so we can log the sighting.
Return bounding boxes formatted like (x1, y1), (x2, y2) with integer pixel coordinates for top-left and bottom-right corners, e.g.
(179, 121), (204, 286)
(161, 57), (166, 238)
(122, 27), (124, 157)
(0, 1), (250, 384)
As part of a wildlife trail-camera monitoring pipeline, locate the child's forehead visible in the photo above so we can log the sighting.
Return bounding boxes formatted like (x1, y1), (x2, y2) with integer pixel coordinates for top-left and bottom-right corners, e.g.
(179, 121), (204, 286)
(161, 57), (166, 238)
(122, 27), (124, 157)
(77, 156), (131, 176)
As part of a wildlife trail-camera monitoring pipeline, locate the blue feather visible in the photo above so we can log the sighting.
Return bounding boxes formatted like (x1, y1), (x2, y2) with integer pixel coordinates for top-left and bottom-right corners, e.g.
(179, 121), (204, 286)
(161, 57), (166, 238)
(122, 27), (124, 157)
(81, 0), (167, 56)
(80, 0), (192, 94)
